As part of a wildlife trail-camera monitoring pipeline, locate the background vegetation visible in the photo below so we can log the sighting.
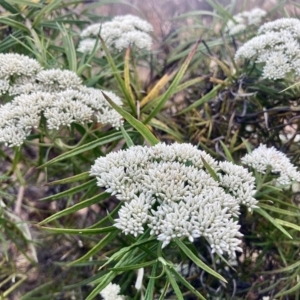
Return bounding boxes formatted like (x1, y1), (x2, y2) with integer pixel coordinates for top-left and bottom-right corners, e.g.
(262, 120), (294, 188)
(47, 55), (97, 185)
(1, 0), (300, 299)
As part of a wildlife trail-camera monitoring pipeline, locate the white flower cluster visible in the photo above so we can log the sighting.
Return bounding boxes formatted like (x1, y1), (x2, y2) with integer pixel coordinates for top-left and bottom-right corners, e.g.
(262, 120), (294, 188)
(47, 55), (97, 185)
(9, 69), (83, 96)
(226, 8), (266, 35)
(0, 87), (123, 147)
(0, 54), (123, 146)
(235, 18), (300, 80)
(91, 143), (258, 257)
(241, 144), (300, 186)
(0, 53), (42, 96)
(78, 14), (153, 54)
(100, 283), (125, 300)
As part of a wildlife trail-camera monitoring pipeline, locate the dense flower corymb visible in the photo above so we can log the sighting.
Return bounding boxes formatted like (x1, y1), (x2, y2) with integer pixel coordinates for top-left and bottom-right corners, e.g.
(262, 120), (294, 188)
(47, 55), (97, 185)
(91, 143), (258, 257)
(235, 18), (300, 80)
(241, 144), (300, 186)
(78, 14), (153, 53)
(226, 8), (266, 35)
(0, 87), (123, 147)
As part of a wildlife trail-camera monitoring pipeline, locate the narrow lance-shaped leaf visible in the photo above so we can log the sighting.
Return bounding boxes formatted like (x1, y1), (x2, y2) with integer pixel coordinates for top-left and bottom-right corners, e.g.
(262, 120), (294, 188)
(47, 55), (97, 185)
(255, 207), (293, 239)
(38, 226), (115, 235)
(169, 267), (206, 300)
(99, 35), (136, 114)
(201, 157), (219, 181)
(219, 140), (234, 162)
(120, 125), (134, 147)
(140, 71), (176, 108)
(32, 0), (62, 27)
(102, 92), (159, 146)
(38, 131), (124, 168)
(165, 267), (184, 300)
(124, 46), (136, 109)
(40, 179), (96, 201)
(178, 83), (222, 115)
(275, 280), (300, 297)
(68, 231), (119, 266)
(58, 23), (77, 72)
(39, 192), (110, 224)
(144, 261), (158, 300)
(275, 218), (300, 232)
(175, 238), (227, 282)
(144, 38), (201, 124)
(44, 172), (90, 186)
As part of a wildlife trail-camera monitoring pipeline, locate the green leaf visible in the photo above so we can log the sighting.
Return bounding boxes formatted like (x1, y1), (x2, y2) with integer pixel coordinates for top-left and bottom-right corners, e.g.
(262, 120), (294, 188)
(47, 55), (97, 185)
(169, 267), (206, 300)
(68, 231), (119, 266)
(44, 172), (90, 185)
(124, 46), (136, 109)
(275, 280), (300, 297)
(165, 267), (184, 300)
(32, 0), (62, 27)
(38, 226), (115, 235)
(120, 125), (134, 147)
(0, 16), (30, 33)
(201, 157), (219, 181)
(99, 35), (135, 113)
(102, 92), (159, 146)
(110, 259), (157, 271)
(275, 219), (300, 232)
(38, 131), (123, 168)
(0, 0), (20, 14)
(263, 257), (300, 274)
(255, 207), (292, 239)
(40, 179), (96, 201)
(178, 83), (222, 115)
(144, 261), (158, 300)
(58, 23), (77, 72)
(219, 140), (233, 162)
(38, 192), (110, 224)
(144, 39), (201, 124)
(259, 203), (300, 217)
(175, 238), (227, 282)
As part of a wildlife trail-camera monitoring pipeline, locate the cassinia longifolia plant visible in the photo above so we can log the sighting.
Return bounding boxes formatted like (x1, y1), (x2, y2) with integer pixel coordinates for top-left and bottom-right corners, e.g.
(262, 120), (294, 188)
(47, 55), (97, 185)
(225, 7), (266, 35)
(0, 53), (123, 147)
(78, 14), (153, 54)
(91, 143), (258, 257)
(235, 18), (300, 80)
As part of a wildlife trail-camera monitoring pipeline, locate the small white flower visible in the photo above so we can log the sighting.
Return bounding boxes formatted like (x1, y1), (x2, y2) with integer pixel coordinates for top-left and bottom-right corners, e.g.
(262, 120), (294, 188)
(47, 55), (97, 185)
(0, 79), (9, 95)
(100, 282), (125, 300)
(77, 38), (101, 54)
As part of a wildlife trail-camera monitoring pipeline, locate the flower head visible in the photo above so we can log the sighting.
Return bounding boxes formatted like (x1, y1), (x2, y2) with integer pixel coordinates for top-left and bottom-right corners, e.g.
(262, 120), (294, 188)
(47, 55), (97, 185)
(91, 143), (257, 257)
(235, 18), (300, 79)
(0, 87), (123, 146)
(241, 144), (300, 186)
(226, 8), (266, 35)
(79, 14), (153, 53)
(0, 53), (42, 81)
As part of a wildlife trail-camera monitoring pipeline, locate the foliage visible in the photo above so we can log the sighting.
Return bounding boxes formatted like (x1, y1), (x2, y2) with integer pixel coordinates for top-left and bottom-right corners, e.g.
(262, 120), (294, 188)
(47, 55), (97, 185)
(1, 0), (300, 299)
